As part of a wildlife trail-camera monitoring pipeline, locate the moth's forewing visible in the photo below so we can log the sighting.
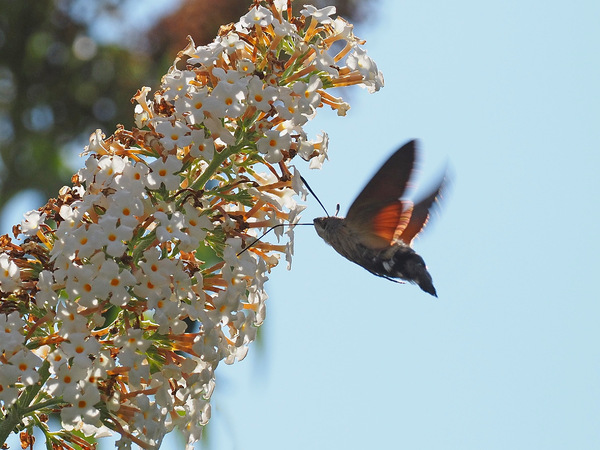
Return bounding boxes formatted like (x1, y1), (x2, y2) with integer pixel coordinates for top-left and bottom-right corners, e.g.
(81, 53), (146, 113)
(344, 140), (417, 244)
(366, 202), (405, 247)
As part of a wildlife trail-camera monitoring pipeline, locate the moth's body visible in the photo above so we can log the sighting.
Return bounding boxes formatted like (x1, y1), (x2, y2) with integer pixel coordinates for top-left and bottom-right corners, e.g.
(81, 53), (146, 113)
(311, 140), (445, 297)
(314, 217), (437, 296)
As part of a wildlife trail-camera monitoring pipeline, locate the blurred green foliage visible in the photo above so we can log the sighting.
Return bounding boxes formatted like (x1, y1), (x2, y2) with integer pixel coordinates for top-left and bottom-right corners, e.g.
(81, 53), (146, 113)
(0, 0), (376, 221)
(0, 0), (155, 215)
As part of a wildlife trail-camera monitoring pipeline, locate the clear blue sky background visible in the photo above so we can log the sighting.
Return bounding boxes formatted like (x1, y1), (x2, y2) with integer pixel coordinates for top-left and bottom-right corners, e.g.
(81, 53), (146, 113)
(4, 0), (599, 448)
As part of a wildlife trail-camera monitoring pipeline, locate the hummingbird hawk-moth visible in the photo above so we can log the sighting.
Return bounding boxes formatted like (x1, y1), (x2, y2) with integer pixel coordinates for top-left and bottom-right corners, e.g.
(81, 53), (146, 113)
(313, 140), (446, 296)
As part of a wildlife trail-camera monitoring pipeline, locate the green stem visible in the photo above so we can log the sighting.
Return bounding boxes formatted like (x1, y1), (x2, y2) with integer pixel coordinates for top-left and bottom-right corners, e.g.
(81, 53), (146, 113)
(0, 403), (22, 446)
(0, 360), (51, 446)
(187, 144), (241, 194)
(21, 397), (65, 415)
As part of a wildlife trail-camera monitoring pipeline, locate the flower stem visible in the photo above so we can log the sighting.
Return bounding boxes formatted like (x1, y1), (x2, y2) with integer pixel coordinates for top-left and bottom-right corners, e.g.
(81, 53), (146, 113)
(187, 144), (242, 193)
(0, 361), (51, 445)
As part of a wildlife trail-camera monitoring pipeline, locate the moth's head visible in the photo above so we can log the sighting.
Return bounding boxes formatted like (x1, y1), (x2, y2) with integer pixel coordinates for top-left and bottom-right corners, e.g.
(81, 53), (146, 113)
(313, 217), (328, 240)
(313, 216), (343, 241)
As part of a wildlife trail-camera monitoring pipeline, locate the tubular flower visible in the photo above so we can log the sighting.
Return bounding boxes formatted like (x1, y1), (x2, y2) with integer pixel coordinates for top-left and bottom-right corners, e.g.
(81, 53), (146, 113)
(0, 2), (383, 449)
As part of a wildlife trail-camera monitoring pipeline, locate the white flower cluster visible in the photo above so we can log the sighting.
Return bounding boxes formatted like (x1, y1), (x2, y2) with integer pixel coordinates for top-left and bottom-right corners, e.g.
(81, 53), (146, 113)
(0, 2), (383, 449)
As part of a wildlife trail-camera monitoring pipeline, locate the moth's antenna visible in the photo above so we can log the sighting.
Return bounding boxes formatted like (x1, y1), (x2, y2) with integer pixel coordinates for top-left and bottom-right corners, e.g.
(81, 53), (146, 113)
(237, 222), (313, 256)
(299, 175), (330, 217)
(334, 203), (340, 216)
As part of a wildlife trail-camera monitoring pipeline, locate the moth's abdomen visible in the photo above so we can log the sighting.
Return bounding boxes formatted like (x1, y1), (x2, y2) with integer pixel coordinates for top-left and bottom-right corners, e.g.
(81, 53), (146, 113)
(373, 244), (437, 296)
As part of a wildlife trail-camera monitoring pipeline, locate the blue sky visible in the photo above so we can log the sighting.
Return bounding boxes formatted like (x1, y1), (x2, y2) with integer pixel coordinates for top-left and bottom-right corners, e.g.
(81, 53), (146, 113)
(4, 0), (599, 448)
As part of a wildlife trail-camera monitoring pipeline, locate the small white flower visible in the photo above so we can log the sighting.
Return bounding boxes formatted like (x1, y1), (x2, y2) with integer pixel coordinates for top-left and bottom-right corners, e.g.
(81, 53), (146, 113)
(61, 385), (102, 430)
(248, 76), (277, 112)
(97, 215), (134, 257)
(293, 75), (323, 112)
(331, 16), (354, 40)
(138, 246), (176, 285)
(0, 384), (18, 406)
(300, 5), (336, 23)
(118, 160), (150, 195)
(236, 58), (255, 74)
(35, 270), (58, 308)
(189, 129), (215, 161)
(309, 132), (329, 169)
(219, 33), (246, 54)
(6, 349), (42, 386)
(154, 211), (192, 249)
(104, 190), (145, 228)
(155, 119), (192, 150)
(181, 203), (214, 250)
(95, 155), (127, 187)
(71, 223), (104, 259)
(0, 254), (20, 293)
(239, 5), (273, 28)
(203, 116), (236, 145)
(20, 210), (45, 236)
(175, 88), (211, 125)
(212, 67), (247, 86)
(187, 41), (220, 66)
(347, 46), (384, 93)
(257, 129), (292, 163)
(65, 262), (101, 308)
(211, 78), (248, 119)
(0, 312), (25, 355)
(47, 363), (90, 397)
(82, 129), (108, 156)
(95, 258), (136, 307)
(161, 69), (195, 101)
(147, 155), (183, 191)
(60, 333), (101, 370)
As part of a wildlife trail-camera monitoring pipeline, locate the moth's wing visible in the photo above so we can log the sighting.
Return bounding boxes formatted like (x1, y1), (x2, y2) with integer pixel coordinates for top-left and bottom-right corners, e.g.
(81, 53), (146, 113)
(345, 140), (417, 246)
(397, 172), (446, 245)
